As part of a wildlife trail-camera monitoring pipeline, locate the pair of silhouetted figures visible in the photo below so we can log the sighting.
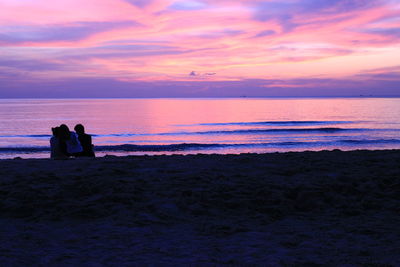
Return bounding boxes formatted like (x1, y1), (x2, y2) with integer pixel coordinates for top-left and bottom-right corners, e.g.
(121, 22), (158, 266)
(50, 124), (95, 159)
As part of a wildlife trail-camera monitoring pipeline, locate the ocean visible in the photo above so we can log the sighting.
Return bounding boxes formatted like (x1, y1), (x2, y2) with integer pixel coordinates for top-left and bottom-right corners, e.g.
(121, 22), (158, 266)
(0, 97), (399, 159)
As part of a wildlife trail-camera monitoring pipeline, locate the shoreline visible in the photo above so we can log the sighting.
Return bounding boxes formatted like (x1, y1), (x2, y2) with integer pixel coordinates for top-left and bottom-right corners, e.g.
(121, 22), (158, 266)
(1, 149), (399, 265)
(2, 147), (400, 161)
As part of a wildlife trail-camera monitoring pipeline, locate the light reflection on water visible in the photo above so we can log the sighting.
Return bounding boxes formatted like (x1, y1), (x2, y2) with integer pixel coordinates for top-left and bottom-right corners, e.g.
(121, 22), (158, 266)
(0, 98), (400, 158)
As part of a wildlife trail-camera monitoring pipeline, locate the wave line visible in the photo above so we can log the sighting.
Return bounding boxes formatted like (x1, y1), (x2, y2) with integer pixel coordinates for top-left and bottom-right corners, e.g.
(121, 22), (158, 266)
(1, 139), (400, 153)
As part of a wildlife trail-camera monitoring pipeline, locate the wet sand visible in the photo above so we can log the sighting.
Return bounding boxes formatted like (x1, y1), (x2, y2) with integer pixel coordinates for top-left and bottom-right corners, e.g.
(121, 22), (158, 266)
(0, 150), (399, 266)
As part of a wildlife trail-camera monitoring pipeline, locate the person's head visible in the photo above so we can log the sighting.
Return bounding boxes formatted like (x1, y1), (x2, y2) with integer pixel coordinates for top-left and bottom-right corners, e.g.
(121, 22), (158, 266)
(60, 124), (69, 132)
(52, 127), (58, 136)
(59, 124), (70, 139)
(74, 124), (85, 134)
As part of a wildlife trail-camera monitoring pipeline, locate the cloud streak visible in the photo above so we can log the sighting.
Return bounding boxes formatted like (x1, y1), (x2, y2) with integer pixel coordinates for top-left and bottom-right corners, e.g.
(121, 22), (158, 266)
(0, 21), (140, 44)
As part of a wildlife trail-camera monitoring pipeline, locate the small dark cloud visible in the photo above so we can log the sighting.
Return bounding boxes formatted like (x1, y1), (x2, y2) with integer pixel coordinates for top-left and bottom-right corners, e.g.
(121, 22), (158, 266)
(189, 71), (216, 76)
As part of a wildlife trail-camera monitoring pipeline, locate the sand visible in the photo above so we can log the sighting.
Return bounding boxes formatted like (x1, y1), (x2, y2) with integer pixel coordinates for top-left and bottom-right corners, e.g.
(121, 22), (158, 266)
(0, 150), (399, 266)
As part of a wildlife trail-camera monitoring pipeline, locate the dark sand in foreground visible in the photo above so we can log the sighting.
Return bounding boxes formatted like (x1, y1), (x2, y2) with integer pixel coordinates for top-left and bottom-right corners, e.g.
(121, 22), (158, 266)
(0, 150), (399, 266)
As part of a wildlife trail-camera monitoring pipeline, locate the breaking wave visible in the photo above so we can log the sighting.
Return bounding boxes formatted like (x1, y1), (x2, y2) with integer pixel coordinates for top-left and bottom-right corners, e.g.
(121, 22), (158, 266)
(1, 139), (400, 154)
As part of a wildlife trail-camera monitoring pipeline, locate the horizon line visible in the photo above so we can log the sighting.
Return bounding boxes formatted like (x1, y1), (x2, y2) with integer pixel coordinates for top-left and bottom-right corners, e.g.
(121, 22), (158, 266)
(1, 95), (400, 100)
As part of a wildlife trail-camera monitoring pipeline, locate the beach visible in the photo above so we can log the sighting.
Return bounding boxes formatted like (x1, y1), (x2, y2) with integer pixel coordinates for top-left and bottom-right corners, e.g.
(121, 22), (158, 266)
(1, 150), (399, 266)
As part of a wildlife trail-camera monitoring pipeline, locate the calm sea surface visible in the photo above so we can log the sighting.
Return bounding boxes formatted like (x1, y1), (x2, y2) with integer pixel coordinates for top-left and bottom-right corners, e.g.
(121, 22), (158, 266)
(0, 98), (400, 159)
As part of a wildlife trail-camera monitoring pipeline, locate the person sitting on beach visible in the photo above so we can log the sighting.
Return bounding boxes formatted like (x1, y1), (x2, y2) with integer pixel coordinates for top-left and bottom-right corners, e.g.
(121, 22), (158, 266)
(50, 127), (68, 159)
(59, 124), (83, 156)
(74, 124), (95, 157)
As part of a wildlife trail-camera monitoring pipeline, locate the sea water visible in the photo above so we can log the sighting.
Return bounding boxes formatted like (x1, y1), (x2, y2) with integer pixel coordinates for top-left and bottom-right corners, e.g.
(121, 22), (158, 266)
(0, 97), (399, 159)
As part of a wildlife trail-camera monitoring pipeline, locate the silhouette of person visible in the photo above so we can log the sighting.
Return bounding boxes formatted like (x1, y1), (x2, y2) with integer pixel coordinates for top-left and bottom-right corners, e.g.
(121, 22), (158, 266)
(50, 126), (68, 159)
(59, 124), (83, 156)
(74, 124), (95, 157)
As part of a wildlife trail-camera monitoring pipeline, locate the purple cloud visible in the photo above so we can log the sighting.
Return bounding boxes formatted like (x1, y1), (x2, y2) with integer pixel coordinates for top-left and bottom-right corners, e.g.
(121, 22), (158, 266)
(300, 0), (378, 13)
(357, 65), (400, 80)
(0, 58), (66, 72)
(365, 27), (400, 38)
(0, 21), (139, 44)
(1, 74), (399, 98)
(124, 0), (152, 8)
(169, 1), (207, 11)
(254, 30), (276, 38)
(252, 0), (382, 31)
(194, 29), (244, 39)
(59, 44), (199, 60)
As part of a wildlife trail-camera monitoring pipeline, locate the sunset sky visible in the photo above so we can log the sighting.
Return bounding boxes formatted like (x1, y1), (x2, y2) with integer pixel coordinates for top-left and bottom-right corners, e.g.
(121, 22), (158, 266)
(1, 0), (399, 97)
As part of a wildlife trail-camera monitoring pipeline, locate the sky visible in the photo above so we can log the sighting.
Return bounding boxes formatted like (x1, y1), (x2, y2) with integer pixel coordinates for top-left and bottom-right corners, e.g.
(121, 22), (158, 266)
(0, 0), (399, 97)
